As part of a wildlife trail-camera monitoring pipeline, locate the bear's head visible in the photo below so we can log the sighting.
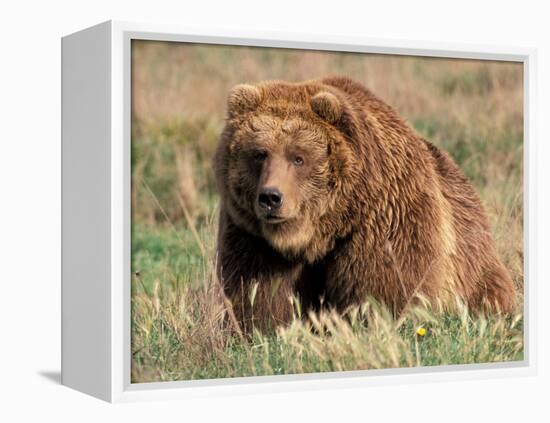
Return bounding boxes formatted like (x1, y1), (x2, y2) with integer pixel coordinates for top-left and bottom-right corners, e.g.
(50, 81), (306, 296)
(216, 80), (357, 260)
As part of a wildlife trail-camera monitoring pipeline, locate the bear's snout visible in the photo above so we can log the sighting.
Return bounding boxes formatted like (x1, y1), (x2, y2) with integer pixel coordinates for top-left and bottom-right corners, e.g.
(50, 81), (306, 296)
(258, 187), (283, 213)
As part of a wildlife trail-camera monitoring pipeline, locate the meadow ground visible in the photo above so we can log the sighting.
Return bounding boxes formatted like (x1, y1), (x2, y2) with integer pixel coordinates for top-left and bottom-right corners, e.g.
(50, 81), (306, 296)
(130, 41), (524, 383)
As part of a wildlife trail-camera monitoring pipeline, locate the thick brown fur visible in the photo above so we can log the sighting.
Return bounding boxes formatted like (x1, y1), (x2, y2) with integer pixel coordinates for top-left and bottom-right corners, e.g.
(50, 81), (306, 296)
(215, 76), (516, 333)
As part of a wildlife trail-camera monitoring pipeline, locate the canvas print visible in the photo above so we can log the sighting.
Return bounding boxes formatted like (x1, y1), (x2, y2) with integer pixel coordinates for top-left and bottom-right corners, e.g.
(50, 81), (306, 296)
(131, 40), (524, 383)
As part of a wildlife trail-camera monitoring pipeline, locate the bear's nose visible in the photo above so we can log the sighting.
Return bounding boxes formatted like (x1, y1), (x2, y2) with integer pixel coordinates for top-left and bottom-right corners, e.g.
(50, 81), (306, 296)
(258, 188), (283, 211)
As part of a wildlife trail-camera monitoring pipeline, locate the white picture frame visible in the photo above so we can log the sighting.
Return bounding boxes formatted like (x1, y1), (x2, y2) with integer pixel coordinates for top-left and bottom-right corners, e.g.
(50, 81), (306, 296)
(61, 20), (538, 403)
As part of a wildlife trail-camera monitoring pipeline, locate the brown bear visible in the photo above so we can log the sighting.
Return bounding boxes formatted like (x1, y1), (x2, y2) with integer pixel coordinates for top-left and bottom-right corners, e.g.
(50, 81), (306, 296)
(214, 76), (516, 333)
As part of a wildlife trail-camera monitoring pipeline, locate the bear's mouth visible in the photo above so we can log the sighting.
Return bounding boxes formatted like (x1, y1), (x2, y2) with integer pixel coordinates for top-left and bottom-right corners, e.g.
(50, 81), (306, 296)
(262, 214), (289, 224)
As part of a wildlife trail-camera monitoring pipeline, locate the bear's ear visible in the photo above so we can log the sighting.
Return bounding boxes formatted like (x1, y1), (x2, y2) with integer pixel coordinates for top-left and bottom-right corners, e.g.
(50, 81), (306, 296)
(311, 91), (343, 124)
(227, 84), (261, 117)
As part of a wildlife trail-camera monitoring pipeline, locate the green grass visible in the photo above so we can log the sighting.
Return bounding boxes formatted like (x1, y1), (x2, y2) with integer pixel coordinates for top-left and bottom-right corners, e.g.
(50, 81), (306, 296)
(131, 219), (523, 383)
(130, 41), (524, 383)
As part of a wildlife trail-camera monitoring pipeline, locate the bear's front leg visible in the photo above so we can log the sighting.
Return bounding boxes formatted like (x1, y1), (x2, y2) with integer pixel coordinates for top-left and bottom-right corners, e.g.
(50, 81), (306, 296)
(217, 215), (303, 333)
(323, 234), (417, 316)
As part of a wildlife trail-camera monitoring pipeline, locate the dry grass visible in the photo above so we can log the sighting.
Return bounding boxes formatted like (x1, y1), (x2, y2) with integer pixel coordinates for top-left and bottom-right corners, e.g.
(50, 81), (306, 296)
(130, 40), (524, 383)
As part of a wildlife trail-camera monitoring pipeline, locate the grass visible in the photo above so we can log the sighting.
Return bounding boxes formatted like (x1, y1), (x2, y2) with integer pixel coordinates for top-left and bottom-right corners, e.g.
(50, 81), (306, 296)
(130, 41), (524, 383)
(131, 220), (523, 383)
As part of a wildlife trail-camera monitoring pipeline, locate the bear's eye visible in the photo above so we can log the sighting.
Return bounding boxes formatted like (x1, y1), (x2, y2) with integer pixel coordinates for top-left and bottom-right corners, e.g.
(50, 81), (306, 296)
(253, 151), (268, 162)
(293, 156), (304, 166)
